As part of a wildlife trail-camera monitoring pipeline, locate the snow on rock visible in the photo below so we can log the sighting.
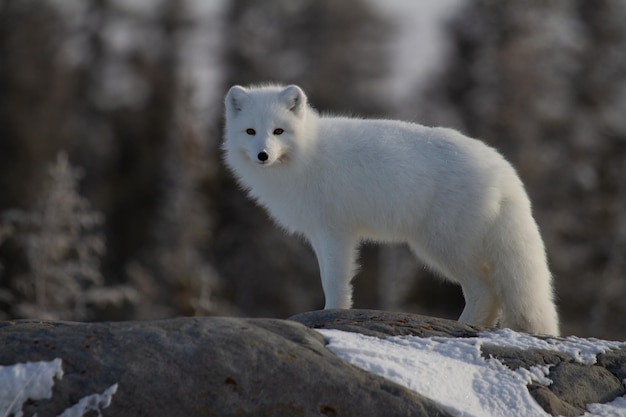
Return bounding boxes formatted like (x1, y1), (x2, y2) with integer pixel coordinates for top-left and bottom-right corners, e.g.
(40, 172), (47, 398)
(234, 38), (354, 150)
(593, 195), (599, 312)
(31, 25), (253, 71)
(319, 329), (546, 417)
(0, 358), (63, 417)
(0, 358), (118, 417)
(57, 383), (118, 417)
(477, 328), (626, 365)
(585, 396), (626, 417)
(2, 313), (625, 416)
(318, 328), (626, 417)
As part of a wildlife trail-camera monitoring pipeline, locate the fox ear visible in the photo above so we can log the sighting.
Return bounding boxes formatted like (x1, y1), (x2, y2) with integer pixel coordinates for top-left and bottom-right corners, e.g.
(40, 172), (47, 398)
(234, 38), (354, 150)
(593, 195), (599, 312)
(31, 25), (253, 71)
(225, 85), (248, 116)
(279, 85), (306, 117)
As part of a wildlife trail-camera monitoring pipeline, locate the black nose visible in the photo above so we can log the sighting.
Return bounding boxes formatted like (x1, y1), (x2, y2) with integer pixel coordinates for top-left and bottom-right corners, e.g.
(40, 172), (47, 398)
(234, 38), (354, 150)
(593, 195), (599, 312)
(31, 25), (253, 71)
(257, 152), (269, 162)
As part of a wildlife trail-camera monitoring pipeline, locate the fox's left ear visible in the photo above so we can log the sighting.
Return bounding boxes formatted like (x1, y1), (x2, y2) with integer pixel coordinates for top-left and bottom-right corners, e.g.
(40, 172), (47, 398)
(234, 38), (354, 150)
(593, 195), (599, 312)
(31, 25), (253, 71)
(279, 85), (307, 117)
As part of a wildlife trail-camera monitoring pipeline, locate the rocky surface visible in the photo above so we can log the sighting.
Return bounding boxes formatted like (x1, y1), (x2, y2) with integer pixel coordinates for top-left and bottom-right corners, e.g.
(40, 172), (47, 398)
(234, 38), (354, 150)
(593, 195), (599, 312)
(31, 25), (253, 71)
(291, 309), (626, 416)
(0, 310), (624, 416)
(0, 315), (451, 417)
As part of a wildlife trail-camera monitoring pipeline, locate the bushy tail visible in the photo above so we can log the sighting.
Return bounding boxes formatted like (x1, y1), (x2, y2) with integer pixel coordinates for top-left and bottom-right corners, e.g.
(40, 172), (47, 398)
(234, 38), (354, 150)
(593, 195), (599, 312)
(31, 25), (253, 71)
(487, 198), (560, 336)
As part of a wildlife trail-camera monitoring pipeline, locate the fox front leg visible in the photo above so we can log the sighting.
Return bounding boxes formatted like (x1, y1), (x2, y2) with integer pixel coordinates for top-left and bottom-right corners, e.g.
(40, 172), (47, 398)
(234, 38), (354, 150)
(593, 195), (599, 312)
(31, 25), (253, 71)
(309, 234), (359, 309)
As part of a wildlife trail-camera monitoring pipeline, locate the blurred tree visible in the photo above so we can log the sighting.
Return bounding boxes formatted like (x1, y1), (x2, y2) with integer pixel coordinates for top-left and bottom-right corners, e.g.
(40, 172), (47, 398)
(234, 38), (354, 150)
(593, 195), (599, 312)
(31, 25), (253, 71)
(223, 0), (391, 115)
(416, 0), (626, 338)
(0, 0), (225, 320)
(74, 0), (184, 284)
(2, 152), (105, 320)
(0, 0), (73, 208)
(67, 0), (227, 319)
(145, 90), (224, 318)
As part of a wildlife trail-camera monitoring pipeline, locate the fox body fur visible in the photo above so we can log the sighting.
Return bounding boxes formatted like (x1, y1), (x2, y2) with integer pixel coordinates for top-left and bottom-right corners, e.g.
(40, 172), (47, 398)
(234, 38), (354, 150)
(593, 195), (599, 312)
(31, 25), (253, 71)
(223, 84), (559, 336)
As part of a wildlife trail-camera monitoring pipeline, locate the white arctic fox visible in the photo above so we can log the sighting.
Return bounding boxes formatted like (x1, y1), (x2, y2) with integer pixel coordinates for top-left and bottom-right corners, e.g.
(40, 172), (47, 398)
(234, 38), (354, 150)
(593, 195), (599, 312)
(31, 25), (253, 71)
(223, 84), (560, 336)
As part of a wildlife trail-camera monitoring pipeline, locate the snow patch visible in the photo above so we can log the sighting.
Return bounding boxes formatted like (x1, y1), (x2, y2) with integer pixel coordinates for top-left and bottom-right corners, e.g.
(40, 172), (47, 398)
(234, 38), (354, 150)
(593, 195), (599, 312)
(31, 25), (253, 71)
(57, 383), (118, 417)
(477, 328), (625, 365)
(319, 329), (626, 417)
(0, 359), (118, 417)
(585, 396), (626, 417)
(0, 359), (63, 417)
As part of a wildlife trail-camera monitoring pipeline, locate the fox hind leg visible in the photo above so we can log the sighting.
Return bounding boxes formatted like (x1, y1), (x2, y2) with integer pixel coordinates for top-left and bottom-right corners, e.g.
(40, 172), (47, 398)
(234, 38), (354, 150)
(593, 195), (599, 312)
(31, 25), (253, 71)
(458, 278), (503, 328)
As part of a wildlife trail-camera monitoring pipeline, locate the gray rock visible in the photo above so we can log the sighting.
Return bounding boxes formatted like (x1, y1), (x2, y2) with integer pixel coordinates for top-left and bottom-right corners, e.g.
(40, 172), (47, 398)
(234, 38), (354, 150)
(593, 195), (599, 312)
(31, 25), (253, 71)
(289, 308), (484, 338)
(0, 317), (452, 417)
(2, 310), (624, 417)
(597, 348), (626, 382)
(547, 363), (624, 410)
(527, 384), (585, 417)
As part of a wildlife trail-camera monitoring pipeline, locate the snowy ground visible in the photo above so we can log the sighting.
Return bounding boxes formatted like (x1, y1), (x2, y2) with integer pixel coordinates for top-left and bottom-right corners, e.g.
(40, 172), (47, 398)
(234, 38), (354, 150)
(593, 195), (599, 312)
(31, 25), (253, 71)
(318, 328), (626, 417)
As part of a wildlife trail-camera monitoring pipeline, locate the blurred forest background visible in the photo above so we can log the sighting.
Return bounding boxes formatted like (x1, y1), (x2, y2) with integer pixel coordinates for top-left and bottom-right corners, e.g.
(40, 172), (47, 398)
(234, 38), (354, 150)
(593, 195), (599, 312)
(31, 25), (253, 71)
(0, 0), (624, 339)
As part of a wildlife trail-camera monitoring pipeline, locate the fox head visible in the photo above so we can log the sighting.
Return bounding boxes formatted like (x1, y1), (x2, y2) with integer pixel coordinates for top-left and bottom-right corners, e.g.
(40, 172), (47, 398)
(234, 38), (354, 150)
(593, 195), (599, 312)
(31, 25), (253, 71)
(223, 84), (310, 167)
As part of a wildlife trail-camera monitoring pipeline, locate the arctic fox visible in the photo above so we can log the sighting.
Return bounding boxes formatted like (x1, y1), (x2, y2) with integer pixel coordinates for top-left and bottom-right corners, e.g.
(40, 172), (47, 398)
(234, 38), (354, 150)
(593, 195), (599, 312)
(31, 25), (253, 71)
(223, 84), (560, 336)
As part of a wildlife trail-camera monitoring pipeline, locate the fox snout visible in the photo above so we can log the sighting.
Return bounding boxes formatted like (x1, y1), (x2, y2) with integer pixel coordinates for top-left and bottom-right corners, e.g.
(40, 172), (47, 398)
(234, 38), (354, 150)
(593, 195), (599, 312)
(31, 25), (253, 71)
(253, 148), (272, 165)
(249, 140), (286, 166)
(257, 151), (269, 163)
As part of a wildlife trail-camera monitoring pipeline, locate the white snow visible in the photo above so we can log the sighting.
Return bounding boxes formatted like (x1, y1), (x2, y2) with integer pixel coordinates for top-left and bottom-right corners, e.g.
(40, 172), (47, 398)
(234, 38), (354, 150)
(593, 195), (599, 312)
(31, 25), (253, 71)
(0, 359), (118, 417)
(586, 396), (626, 417)
(478, 328), (625, 365)
(318, 328), (626, 417)
(0, 358), (63, 417)
(57, 383), (118, 417)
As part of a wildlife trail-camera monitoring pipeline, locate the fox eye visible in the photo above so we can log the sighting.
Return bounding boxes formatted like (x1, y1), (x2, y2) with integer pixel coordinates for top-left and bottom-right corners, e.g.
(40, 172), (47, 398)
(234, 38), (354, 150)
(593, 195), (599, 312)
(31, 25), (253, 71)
(246, 128), (256, 135)
(273, 128), (284, 135)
